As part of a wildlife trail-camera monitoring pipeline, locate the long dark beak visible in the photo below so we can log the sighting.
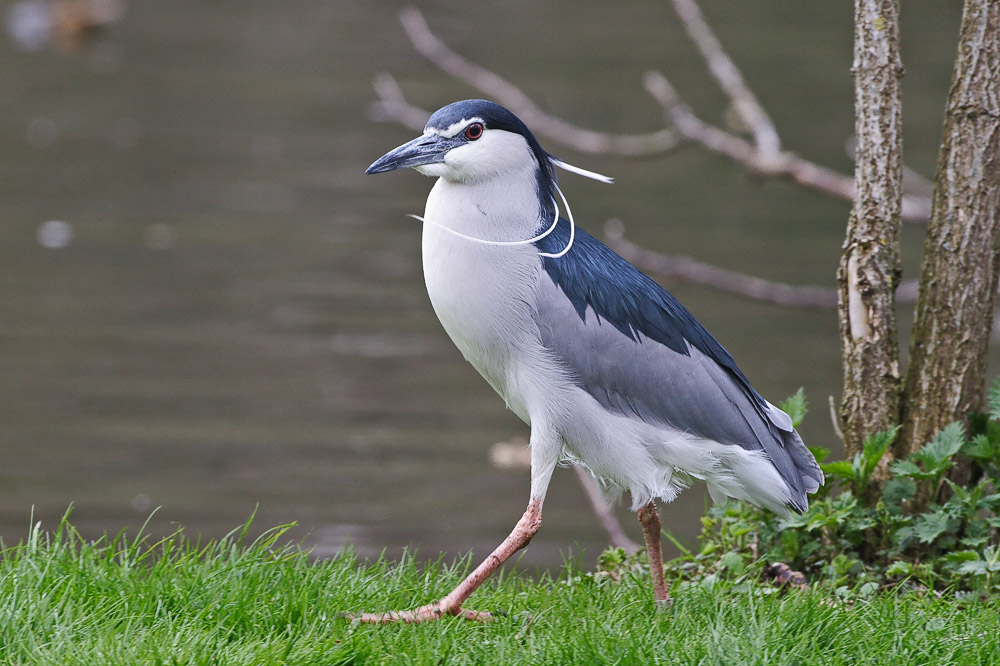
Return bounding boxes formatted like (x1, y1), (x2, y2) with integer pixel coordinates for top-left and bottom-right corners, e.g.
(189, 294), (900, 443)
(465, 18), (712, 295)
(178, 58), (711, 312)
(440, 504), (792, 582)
(366, 133), (452, 175)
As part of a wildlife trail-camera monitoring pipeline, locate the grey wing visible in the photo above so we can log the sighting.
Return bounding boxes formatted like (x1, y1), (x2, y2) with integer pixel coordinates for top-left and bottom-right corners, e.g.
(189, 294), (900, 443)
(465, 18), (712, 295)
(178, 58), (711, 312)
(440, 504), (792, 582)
(533, 276), (821, 508)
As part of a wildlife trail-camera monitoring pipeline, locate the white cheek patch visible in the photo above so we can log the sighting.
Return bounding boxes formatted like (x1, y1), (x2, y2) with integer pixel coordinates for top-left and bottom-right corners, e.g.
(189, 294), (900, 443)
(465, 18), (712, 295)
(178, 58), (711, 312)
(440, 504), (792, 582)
(443, 130), (529, 176)
(425, 116), (485, 139)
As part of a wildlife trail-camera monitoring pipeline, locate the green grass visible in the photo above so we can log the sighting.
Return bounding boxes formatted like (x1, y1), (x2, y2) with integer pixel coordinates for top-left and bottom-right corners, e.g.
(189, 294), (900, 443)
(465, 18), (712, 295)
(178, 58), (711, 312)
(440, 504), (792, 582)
(1, 518), (998, 665)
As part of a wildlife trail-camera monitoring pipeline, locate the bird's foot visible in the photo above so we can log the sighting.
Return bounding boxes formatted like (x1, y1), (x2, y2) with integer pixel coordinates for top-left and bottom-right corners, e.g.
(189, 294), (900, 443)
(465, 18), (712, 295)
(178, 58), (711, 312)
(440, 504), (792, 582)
(346, 600), (494, 624)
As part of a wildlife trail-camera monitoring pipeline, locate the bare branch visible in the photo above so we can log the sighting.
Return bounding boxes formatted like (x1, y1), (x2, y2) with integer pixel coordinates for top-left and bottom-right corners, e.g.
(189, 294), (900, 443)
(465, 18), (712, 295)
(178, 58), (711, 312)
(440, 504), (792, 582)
(901, 165), (935, 198)
(642, 71), (932, 221)
(604, 219), (838, 308)
(829, 395), (845, 442)
(391, 7), (678, 157)
(572, 466), (641, 554)
(368, 73), (429, 131)
(603, 219), (921, 308)
(670, 0), (780, 156)
(373, 5), (932, 221)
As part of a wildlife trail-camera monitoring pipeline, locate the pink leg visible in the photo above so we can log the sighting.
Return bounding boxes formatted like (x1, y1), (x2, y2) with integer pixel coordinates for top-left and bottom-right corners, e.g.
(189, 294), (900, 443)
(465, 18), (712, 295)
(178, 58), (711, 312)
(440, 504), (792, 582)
(352, 498), (543, 623)
(637, 501), (671, 606)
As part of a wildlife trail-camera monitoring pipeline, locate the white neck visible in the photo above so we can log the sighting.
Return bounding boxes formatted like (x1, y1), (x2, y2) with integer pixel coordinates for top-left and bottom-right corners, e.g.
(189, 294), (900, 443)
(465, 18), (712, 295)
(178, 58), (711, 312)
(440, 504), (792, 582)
(422, 164), (544, 244)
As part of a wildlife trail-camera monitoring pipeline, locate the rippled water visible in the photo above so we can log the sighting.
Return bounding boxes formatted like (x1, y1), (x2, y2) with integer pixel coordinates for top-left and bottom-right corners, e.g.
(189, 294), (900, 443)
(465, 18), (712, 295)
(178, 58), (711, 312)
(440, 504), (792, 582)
(0, 0), (982, 567)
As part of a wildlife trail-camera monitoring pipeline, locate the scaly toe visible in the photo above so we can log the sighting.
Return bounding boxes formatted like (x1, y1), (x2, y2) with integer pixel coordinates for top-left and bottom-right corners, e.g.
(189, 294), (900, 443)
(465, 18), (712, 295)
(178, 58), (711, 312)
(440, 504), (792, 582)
(347, 603), (494, 624)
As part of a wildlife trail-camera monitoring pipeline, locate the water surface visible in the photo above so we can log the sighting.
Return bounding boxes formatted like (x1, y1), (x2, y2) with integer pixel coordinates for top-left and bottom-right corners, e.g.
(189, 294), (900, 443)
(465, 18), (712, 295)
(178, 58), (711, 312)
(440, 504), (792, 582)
(0, 0), (981, 567)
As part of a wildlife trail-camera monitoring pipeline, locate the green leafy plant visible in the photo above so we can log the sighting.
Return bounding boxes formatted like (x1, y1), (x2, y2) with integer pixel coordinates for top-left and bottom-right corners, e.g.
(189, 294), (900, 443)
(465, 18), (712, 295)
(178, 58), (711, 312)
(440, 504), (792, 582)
(680, 380), (1000, 597)
(822, 426), (899, 497)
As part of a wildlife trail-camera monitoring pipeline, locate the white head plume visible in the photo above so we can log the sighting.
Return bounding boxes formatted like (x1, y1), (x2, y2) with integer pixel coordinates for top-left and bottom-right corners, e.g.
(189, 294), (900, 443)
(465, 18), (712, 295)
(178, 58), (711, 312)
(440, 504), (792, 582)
(549, 157), (614, 184)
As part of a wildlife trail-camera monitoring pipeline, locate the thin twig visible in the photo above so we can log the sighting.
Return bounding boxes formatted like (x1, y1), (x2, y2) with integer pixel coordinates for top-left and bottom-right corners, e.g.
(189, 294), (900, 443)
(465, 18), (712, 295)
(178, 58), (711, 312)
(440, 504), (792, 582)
(829, 395), (845, 442)
(670, 0), (780, 156)
(368, 73), (428, 131)
(901, 165), (935, 198)
(604, 219), (838, 308)
(641, 71), (932, 221)
(370, 7), (924, 219)
(604, 219), (920, 308)
(372, 6), (932, 221)
(370, 3), (936, 299)
(381, 7), (679, 157)
(572, 465), (640, 555)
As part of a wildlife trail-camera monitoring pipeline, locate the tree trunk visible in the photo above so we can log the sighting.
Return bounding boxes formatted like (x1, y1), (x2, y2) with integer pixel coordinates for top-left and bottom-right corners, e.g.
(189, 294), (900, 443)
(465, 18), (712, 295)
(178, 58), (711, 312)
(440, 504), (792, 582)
(899, 0), (1000, 460)
(838, 0), (904, 471)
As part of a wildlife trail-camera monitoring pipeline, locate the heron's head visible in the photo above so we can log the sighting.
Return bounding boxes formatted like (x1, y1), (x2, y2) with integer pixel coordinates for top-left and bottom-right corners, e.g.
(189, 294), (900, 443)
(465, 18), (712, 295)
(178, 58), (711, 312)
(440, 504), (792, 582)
(366, 99), (555, 191)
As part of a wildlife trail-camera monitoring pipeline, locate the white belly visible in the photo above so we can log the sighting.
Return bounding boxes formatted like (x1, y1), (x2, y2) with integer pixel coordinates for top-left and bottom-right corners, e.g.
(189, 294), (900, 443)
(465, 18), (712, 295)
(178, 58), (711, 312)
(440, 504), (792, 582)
(422, 223), (545, 422)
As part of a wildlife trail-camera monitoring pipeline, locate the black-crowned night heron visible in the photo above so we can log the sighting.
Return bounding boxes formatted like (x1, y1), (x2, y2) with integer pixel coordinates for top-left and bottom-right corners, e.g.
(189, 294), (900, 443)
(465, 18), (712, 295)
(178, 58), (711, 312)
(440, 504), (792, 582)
(358, 99), (822, 622)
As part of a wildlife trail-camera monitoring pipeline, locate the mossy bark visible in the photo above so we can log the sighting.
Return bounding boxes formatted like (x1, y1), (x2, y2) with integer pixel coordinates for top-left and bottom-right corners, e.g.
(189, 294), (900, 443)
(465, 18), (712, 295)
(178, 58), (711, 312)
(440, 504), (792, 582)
(838, 0), (904, 474)
(899, 0), (1000, 461)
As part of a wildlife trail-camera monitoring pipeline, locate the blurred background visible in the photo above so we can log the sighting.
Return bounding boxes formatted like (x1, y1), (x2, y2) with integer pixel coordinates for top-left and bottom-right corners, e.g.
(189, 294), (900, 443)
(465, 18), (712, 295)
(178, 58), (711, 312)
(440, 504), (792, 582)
(1, 0), (989, 568)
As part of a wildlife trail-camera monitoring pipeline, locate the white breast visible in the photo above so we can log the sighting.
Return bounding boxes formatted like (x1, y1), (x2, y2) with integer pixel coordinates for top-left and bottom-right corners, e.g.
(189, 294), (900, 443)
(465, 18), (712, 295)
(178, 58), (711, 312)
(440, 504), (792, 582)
(420, 175), (551, 422)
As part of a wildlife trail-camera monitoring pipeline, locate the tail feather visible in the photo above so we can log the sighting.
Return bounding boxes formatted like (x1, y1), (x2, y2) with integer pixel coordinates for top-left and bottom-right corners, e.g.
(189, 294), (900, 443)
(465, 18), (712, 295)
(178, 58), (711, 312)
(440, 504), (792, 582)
(763, 401), (824, 512)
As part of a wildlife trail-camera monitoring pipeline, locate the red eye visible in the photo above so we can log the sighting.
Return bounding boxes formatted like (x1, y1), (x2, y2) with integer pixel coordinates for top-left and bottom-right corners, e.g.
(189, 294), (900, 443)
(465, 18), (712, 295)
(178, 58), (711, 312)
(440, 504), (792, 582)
(464, 123), (484, 140)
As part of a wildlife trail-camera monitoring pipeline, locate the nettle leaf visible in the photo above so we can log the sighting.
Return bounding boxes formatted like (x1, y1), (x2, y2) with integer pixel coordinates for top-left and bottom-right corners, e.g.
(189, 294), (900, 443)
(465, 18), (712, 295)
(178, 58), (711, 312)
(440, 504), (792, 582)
(822, 460), (855, 481)
(982, 493), (1000, 511)
(893, 525), (916, 549)
(858, 581), (879, 599)
(914, 422), (965, 468)
(805, 512), (839, 531)
(961, 434), (996, 461)
(850, 516), (878, 532)
(958, 560), (988, 576)
(779, 388), (807, 428)
(718, 550), (745, 574)
(889, 459), (923, 478)
(830, 491), (860, 512)
(913, 512), (951, 544)
(808, 445), (831, 464)
(885, 560), (912, 577)
(942, 550), (981, 564)
(838, 428), (899, 494)
(960, 532), (989, 550)
(858, 428), (898, 484)
(883, 477), (917, 513)
(780, 512), (811, 530)
(988, 377), (1000, 422)
(943, 479), (970, 504)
